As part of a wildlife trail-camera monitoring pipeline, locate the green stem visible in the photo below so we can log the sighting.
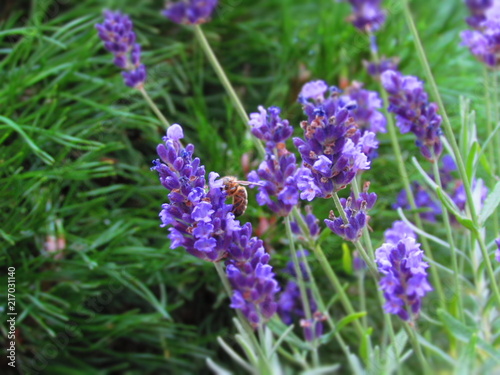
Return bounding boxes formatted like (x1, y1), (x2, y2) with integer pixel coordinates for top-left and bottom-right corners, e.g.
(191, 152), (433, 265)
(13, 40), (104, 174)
(432, 158), (464, 322)
(311, 243), (365, 338)
(284, 216), (320, 367)
(193, 25), (266, 158)
(139, 88), (171, 128)
(404, 323), (431, 374)
(401, 0), (500, 307)
(330, 193), (377, 273)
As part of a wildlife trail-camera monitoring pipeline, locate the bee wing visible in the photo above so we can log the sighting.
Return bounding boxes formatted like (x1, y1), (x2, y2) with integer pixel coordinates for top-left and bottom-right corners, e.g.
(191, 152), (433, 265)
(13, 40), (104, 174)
(236, 180), (265, 187)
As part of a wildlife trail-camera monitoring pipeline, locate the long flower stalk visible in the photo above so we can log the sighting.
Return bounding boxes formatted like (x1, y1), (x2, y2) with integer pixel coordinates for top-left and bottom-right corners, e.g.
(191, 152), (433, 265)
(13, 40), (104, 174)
(401, 0), (500, 307)
(193, 24), (266, 158)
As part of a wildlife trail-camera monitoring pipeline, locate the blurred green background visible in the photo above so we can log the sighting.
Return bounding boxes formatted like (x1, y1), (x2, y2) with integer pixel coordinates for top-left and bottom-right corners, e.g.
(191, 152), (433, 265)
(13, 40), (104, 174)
(0, 0), (486, 373)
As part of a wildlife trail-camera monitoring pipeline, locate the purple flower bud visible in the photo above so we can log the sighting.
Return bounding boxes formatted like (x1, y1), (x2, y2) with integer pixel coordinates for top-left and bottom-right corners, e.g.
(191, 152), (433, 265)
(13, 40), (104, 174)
(381, 70), (443, 161)
(495, 238), (500, 262)
(384, 220), (416, 244)
(248, 106), (294, 150)
(325, 185), (377, 242)
(345, 0), (386, 32)
(95, 10), (146, 88)
(163, 0), (218, 25)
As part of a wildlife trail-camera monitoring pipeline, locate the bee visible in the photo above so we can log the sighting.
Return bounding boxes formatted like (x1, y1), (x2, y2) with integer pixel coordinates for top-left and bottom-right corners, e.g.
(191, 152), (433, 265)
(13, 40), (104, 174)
(221, 176), (261, 217)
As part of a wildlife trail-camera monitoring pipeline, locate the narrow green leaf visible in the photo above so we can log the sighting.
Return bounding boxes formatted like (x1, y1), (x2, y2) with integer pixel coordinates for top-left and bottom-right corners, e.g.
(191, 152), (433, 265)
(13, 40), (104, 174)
(479, 181), (500, 225)
(457, 333), (478, 375)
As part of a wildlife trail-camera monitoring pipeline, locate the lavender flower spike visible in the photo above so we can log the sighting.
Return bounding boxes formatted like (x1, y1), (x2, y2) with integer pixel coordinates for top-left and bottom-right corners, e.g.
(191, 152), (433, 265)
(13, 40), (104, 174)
(294, 93), (370, 198)
(248, 106), (313, 216)
(95, 11), (147, 88)
(381, 70), (443, 161)
(325, 182), (377, 242)
(376, 236), (432, 321)
(163, 0), (218, 25)
(465, 0), (494, 28)
(346, 0), (386, 32)
(495, 238), (500, 262)
(152, 124), (239, 262)
(226, 223), (280, 327)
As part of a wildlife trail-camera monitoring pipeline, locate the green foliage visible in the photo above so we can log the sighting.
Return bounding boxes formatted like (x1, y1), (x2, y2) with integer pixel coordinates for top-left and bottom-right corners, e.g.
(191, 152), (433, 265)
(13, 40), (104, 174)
(1, 0), (499, 374)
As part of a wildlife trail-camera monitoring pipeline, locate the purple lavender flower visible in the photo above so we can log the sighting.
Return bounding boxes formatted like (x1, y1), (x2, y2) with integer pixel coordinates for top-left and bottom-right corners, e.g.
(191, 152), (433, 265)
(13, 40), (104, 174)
(365, 56), (400, 77)
(461, 20), (500, 67)
(393, 182), (442, 222)
(247, 106), (312, 216)
(353, 251), (367, 272)
(291, 205), (321, 240)
(384, 220), (416, 244)
(495, 238), (500, 262)
(325, 183), (377, 242)
(153, 124), (279, 327)
(226, 222), (280, 327)
(381, 70), (443, 161)
(465, 0), (494, 28)
(163, 0), (218, 24)
(248, 106), (294, 152)
(376, 237), (432, 321)
(345, 0), (387, 32)
(95, 11), (147, 88)
(278, 252), (325, 341)
(342, 81), (387, 134)
(294, 83), (372, 198)
(152, 124), (239, 262)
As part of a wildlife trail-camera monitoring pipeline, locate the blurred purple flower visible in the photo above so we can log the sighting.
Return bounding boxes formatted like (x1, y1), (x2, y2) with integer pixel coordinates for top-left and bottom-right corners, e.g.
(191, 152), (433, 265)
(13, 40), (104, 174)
(291, 205), (321, 240)
(376, 237), (432, 321)
(95, 10), (147, 88)
(345, 0), (386, 32)
(163, 0), (218, 24)
(381, 70), (443, 161)
(495, 238), (500, 262)
(384, 220), (416, 244)
(278, 252), (325, 341)
(393, 182), (442, 222)
(325, 183), (377, 242)
(365, 56), (400, 77)
(465, 0), (494, 28)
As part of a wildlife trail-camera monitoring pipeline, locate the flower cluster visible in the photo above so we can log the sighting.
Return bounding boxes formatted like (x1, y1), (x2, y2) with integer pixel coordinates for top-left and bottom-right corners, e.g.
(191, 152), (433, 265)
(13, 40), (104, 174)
(325, 182), (377, 242)
(394, 182), (442, 222)
(496, 238), (500, 262)
(465, 0), (494, 28)
(364, 56), (400, 77)
(153, 125), (280, 327)
(291, 205), (321, 241)
(381, 70), (443, 161)
(294, 80), (374, 198)
(163, 0), (218, 25)
(345, 0), (386, 32)
(278, 252), (325, 341)
(247, 106), (311, 216)
(95, 11), (147, 88)
(376, 222), (432, 321)
(152, 125), (236, 262)
(384, 220), (416, 244)
(461, 1), (500, 67)
(226, 223), (280, 327)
